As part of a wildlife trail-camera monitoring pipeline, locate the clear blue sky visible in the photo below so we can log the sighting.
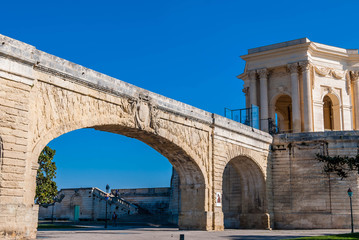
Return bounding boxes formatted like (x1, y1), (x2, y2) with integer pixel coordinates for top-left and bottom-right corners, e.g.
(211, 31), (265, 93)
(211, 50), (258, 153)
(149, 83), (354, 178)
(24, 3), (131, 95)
(3, 0), (359, 190)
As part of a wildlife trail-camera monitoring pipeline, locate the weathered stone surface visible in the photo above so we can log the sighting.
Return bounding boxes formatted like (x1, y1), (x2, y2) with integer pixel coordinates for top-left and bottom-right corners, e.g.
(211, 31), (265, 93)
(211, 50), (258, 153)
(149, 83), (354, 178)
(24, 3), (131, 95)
(0, 34), (271, 239)
(271, 132), (359, 229)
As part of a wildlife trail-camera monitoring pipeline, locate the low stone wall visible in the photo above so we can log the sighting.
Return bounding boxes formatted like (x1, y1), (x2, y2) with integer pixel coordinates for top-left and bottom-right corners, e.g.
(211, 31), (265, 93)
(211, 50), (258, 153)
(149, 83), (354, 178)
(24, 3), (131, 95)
(112, 187), (171, 215)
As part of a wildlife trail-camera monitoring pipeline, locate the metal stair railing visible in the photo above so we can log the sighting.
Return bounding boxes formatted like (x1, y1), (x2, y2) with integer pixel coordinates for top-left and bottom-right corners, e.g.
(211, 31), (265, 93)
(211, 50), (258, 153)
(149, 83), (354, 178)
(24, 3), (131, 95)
(92, 188), (139, 213)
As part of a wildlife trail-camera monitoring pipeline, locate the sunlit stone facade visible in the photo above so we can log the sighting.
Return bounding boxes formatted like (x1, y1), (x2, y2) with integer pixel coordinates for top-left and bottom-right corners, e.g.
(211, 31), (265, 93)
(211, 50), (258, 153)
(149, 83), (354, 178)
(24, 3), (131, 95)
(239, 39), (359, 229)
(239, 38), (359, 133)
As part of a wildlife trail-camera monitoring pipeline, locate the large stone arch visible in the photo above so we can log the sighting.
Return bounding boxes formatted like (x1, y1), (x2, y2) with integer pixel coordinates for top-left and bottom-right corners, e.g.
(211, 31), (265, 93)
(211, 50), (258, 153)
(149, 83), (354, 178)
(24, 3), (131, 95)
(24, 76), (212, 230)
(29, 79), (211, 178)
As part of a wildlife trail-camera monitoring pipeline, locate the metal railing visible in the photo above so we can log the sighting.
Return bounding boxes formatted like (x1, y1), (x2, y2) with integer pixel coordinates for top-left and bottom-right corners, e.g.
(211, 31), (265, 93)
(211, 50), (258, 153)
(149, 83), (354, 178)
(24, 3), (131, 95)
(224, 106), (289, 135)
(224, 105), (259, 129)
(92, 188), (139, 214)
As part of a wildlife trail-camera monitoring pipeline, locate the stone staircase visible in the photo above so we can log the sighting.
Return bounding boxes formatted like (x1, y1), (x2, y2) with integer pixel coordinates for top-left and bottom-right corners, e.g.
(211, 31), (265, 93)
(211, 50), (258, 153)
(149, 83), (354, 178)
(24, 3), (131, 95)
(92, 188), (139, 215)
(92, 188), (174, 226)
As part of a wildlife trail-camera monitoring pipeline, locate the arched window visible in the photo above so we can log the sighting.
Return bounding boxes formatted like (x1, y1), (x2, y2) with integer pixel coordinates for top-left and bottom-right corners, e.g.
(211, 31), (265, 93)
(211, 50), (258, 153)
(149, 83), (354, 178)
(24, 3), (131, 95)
(323, 94), (341, 131)
(323, 96), (333, 130)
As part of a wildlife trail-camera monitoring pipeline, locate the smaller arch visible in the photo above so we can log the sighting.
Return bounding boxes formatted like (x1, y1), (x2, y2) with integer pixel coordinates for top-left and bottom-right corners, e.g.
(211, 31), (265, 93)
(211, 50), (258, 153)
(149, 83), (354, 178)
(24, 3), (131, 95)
(269, 92), (291, 119)
(320, 90), (341, 106)
(270, 94), (293, 133)
(322, 93), (341, 131)
(222, 156), (268, 229)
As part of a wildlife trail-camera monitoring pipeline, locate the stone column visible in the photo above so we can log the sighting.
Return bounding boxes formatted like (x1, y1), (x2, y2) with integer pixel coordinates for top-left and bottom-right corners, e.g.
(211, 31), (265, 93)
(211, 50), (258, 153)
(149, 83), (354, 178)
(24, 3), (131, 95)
(299, 61), (313, 132)
(351, 71), (359, 130)
(178, 183), (212, 230)
(288, 63), (301, 133)
(248, 71), (257, 106)
(258, 68), (269, 131)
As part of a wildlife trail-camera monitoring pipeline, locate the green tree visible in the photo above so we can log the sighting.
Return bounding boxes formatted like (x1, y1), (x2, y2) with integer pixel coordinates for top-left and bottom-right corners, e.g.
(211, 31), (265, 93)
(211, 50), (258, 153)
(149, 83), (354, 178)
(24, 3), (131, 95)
(35, 146), (58, 205)
(316, 150), (359, 179)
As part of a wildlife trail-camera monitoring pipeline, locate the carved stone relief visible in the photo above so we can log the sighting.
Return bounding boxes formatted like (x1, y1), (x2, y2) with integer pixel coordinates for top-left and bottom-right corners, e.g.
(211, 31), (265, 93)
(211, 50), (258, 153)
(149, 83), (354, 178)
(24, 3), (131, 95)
(350, 71), (359, 81)
(242, 87), (249, 96)
(257, 68), (268, 79)
(299, 61), (311, 71)
(332, 70), (345, 79)
(314, 66), (331, 77)
(276, 85), (287, 93)
(131, 93), (160, 133)
(314, 65), (345, 79)
(287, 63), (299, 74)
(313, 65), (348, 94)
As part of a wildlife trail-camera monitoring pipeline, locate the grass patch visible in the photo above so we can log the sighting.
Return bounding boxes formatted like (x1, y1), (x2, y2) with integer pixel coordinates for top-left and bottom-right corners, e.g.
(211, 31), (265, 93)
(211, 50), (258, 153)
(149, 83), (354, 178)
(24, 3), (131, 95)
(286, 233), (359, 239)
(38, 224), (86, 229)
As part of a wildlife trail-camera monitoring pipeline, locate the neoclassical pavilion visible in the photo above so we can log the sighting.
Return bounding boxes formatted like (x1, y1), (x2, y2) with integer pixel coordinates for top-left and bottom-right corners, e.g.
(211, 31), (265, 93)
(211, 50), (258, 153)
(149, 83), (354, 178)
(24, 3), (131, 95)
(238, 38), (359, 133)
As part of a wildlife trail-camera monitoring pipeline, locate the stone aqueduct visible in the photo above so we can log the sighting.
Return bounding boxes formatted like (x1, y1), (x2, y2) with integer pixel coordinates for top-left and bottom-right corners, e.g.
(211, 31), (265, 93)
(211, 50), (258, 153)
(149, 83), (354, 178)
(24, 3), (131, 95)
(0, 35), (272, 238)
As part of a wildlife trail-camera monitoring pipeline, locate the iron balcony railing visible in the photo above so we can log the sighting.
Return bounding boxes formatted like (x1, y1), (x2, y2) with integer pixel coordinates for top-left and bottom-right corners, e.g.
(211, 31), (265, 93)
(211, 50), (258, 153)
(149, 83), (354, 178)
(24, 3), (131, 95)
(224, 106), (282, 135)
(224, 105), (259, 129)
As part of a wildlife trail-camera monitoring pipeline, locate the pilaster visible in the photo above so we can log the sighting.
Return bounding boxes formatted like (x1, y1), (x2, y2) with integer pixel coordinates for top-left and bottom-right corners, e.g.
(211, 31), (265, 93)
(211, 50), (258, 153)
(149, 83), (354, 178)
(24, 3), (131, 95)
(350, 71), (359, 130)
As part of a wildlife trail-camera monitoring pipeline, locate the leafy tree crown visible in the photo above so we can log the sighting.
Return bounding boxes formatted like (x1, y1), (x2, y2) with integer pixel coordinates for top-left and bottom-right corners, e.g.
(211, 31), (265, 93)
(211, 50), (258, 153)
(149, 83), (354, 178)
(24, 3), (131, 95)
(35, 146), (58, 205)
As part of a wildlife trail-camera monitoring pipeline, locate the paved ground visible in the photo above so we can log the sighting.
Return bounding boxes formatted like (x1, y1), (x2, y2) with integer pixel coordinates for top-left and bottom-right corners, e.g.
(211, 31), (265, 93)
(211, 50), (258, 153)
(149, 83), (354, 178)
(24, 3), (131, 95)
(37, 226), (351, 240)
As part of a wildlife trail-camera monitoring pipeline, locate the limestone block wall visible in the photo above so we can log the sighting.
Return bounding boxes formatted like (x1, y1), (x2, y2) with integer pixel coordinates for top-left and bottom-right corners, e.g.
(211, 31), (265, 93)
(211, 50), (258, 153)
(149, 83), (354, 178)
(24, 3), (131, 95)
(39, 188), (94, 221)
(0, 64), (38, 239)
(271, 131), (359, 229)
(113, 187), (171, 215)
(39, 188), (134, 221)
